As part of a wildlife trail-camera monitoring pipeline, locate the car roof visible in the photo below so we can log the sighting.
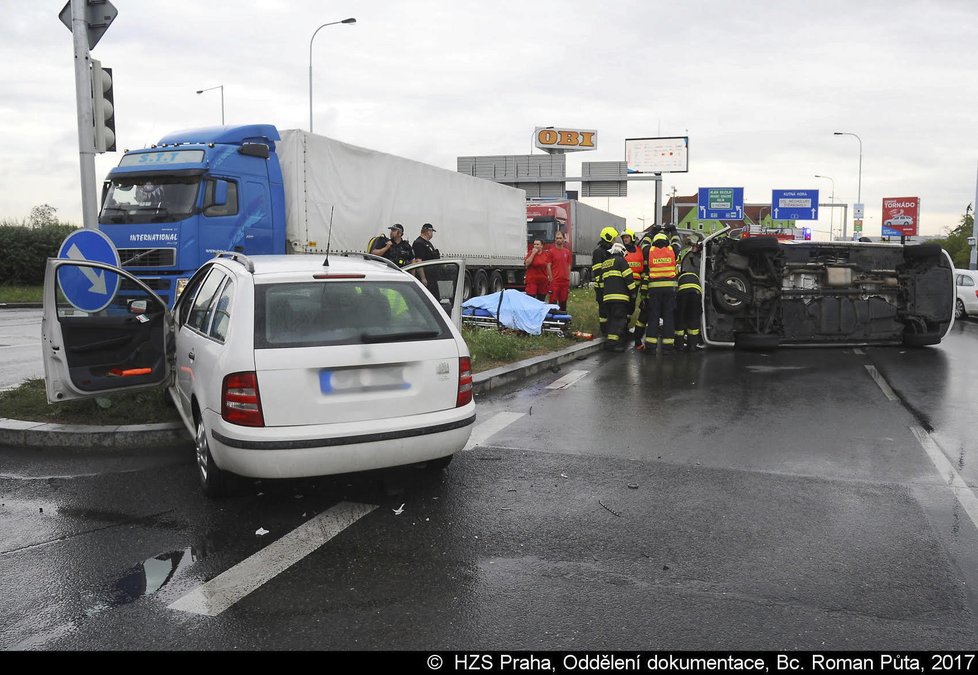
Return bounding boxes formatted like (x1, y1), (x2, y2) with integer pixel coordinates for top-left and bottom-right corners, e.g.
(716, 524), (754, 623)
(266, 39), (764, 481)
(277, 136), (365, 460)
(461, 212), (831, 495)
(213, 254), (410, 283)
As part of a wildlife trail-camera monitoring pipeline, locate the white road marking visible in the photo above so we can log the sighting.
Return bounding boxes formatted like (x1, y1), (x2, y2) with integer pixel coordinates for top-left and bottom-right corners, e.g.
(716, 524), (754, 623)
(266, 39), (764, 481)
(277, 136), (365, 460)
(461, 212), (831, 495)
(168, 501), (377, 616)
(464, 411), (525, 451)
(865, 365), (898, 401)
(546, 370), (590, 390)
(853, 348), (865, 355)
(910, 426), (978, 531)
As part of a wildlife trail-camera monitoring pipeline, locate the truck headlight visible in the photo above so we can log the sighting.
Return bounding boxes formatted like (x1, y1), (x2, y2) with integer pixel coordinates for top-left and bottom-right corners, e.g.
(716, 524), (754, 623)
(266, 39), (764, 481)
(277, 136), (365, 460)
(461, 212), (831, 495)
(175, 277), (189, 299)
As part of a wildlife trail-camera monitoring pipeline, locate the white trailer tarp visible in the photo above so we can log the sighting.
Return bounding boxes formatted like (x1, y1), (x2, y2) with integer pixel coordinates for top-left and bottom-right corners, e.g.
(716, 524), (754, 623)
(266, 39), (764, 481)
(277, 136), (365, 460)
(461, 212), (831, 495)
(278, 130), (526, 263)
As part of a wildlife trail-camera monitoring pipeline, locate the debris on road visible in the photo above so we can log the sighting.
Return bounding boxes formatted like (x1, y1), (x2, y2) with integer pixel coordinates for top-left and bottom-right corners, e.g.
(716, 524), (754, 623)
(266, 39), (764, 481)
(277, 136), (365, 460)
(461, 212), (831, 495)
(393, 503), (405, 515)
(255, 527), (269, 536)
(598, 500), (622, 517)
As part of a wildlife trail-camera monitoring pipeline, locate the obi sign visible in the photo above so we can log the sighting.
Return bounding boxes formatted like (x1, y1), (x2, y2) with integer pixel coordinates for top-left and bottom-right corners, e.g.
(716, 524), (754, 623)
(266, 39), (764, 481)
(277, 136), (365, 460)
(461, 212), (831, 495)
(882, 196), (920, 237)
(534, 127), (596, 153)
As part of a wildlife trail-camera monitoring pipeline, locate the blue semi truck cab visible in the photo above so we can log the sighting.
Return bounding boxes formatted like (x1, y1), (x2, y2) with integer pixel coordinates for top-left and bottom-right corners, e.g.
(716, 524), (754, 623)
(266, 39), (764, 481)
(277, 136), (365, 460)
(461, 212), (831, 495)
(97, 124), (286, 306)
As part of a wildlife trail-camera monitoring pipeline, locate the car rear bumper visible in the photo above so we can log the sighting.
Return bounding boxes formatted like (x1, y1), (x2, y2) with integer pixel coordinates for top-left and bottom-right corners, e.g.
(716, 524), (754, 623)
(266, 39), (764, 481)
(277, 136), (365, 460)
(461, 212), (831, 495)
(204, 404), (476, 478)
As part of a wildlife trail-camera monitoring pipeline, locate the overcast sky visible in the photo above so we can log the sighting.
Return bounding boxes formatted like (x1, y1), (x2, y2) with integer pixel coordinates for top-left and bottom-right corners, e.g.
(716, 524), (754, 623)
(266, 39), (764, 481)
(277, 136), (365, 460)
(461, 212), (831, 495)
(2, 0), (976, 238)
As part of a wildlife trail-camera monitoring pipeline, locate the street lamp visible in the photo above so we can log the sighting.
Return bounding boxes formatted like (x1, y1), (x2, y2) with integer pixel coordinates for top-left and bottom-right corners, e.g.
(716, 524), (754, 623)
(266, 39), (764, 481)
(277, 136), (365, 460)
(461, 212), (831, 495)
(196, 85), (224, 125)
(309, 18), (357, 133)
(814, 174), (835, 239)
(833, 131), (863, 239)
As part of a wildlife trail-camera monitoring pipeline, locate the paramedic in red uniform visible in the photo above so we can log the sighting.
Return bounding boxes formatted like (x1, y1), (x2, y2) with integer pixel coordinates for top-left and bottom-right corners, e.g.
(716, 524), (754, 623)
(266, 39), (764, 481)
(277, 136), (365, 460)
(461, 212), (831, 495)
(524, 239), (552, 301)
(549, 230), (573, 311)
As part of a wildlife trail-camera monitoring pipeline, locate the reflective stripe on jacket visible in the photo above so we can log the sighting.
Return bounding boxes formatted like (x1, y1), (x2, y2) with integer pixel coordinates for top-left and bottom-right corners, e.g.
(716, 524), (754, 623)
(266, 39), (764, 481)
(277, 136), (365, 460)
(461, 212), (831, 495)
(647, 245), (678, 288)
(677, 271), (702, 294)
(600, 255), (638, 302)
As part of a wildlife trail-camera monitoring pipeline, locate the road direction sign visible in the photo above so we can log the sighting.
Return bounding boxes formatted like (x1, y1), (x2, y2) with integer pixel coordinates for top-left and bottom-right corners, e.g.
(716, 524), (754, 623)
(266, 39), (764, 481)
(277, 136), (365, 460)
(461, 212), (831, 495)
(59, 0), (118, 50)
(698, 187), (744, 220)
(772, 189), (819, 220)
(56, 229), (121, 313)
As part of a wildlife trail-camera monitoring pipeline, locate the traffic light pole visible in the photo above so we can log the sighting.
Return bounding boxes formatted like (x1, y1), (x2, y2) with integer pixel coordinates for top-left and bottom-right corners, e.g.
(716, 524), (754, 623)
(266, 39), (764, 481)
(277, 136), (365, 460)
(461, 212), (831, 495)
(71, 0), (98, 229)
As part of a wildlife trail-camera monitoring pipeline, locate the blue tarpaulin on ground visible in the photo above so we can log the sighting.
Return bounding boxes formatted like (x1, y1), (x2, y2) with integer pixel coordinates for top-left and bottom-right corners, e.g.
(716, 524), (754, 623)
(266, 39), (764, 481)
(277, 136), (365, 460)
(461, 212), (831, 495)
(462, 290), (559, 336)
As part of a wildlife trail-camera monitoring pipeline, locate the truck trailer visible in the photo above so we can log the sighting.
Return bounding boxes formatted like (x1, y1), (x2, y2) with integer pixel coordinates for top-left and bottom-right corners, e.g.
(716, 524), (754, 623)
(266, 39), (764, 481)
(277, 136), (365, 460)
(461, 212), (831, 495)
(97, 124), (529, 306)
(526, 200), (627, 287)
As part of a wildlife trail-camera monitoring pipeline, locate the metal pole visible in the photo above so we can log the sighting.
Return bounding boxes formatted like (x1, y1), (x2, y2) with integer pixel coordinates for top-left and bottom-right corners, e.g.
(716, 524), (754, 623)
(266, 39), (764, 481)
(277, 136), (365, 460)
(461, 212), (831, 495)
(654, 173), (662, 228)
(71, 0), (98, 229)
(968, 161), (978, 270)
(309, 19), (356, 134)
(220, 85), (224, 125)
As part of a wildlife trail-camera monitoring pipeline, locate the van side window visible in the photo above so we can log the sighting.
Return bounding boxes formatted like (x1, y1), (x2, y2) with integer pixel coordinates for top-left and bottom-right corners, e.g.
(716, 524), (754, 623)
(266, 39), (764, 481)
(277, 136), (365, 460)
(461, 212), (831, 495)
(187, 269), (227, 333)
(203, 179), (239, 217)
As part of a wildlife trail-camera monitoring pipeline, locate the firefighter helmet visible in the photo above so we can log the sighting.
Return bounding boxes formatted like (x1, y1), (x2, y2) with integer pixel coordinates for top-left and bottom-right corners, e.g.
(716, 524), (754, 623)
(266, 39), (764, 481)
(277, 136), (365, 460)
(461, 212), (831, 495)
(620, 228), (635, 240)
(600, 227), (618, 243)
(652, 233), (669, 245)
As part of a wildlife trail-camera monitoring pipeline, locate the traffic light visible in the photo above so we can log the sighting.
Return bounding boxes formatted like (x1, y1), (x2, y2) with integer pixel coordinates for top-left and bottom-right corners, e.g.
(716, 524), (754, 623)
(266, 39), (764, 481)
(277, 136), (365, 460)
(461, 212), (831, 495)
(91, 59), (115, 153)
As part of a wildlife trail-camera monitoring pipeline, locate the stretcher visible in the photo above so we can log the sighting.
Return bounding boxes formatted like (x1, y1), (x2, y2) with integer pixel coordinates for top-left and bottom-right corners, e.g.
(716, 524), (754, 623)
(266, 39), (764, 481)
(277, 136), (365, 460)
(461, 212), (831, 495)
(462, 306), (573, 336)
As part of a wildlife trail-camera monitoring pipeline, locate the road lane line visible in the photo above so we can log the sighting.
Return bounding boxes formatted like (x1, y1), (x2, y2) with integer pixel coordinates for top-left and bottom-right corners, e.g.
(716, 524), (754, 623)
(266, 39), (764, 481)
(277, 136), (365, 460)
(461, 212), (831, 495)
(168, 501), (377, 617)
(463, 411), (525, 451)
(853, 348), (865, 355)
(865, 365), (898, 401)
(910, 426), (978, 531)
(546, 370), (590, 390)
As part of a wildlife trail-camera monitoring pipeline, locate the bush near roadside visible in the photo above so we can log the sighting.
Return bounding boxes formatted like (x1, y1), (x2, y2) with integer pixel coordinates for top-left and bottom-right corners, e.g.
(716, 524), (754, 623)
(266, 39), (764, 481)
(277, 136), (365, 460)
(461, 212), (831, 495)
(0, 223), (79, 286)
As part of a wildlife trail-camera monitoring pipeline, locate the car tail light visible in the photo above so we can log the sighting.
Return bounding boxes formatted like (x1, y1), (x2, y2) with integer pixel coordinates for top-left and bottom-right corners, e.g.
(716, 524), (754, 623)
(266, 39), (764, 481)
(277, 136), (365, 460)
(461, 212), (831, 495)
(456, 357), (473, 407)
(222, 371), (265, 427)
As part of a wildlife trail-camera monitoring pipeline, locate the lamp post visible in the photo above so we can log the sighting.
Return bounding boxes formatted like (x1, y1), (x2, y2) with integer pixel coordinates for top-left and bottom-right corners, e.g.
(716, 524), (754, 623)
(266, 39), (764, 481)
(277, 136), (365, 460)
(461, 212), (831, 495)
(196, 85), (224, 125)
(814, 174), (835, 239)
(309, 17), (357, 133)
(833, 131), (862, 239)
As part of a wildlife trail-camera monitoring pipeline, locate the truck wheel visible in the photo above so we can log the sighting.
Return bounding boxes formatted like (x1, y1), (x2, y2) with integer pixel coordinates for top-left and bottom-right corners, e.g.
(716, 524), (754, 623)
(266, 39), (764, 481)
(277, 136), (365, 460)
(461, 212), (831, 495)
(474, 270), (489, 297)
(462, 271), (473, 301)
(489, 270), (504, 294)
(712, 270), (752, 313)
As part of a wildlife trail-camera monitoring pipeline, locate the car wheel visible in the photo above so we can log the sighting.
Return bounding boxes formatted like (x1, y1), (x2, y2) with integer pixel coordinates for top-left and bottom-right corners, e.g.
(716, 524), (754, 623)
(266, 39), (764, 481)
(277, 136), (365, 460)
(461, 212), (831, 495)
(737, 236), (780, 254)
(956, 299), (967, 320)
(712, 270), (752, 313)
(196, 416), (231, 498)
(473, 270), (490, 297)
(734, 333), (781, 350)
(425, 454), (455, 471)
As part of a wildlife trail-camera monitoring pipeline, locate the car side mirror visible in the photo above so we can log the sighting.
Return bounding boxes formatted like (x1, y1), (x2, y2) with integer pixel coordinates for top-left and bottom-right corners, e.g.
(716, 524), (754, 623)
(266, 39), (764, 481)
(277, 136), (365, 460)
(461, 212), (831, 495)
(213, 180), (229, 207)
(128, 299), (148, 315)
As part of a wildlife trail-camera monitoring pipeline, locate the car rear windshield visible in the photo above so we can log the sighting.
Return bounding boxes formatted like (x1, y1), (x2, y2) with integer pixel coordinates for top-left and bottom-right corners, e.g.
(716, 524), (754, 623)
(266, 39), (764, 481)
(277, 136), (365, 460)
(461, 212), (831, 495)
(254, 280), (452, 348)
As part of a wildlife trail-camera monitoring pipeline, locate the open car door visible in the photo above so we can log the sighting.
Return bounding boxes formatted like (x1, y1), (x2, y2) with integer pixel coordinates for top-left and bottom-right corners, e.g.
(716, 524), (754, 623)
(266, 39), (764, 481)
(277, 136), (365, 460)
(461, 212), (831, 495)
(404, 259), (466, 329)
(42, 258), (172, 404)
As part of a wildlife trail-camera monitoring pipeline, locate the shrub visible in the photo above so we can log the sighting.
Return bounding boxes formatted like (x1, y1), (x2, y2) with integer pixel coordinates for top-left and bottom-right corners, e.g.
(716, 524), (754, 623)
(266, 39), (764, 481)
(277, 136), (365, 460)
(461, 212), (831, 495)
(0, 223), (79, 285)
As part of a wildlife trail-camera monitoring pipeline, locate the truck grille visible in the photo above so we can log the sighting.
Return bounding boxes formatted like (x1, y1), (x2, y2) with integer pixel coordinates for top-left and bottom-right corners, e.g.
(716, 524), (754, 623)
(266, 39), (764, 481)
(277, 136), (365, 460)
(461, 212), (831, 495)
(119, 248), (176, 268)
(121, 277), (171, 291)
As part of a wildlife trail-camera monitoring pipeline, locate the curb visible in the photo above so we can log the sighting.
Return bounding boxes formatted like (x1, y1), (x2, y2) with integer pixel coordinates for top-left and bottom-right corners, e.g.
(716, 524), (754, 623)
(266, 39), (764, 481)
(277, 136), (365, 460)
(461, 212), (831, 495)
(0, 338), (606, 451)
(0, 303), (42, 310)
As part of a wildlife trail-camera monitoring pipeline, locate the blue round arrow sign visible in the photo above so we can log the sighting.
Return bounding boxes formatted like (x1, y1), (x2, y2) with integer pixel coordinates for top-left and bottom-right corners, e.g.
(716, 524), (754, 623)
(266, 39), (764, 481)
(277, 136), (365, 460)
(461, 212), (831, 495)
(56, 229), (122, 313)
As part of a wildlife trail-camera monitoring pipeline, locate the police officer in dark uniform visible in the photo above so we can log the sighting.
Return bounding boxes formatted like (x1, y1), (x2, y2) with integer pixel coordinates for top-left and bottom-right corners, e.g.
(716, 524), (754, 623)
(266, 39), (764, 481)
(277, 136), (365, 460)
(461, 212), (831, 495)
(412, 223), (441, 297)
(371, 223), (415, 268)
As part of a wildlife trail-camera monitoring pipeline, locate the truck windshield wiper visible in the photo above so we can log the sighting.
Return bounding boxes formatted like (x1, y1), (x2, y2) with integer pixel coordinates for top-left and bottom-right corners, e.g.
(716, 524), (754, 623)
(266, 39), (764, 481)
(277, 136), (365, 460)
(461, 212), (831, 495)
(360, 330), (440, 343)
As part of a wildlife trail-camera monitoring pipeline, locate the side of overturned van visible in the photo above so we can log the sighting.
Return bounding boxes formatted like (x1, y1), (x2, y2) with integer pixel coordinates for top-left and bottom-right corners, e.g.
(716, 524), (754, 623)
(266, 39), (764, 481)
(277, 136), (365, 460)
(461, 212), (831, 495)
(701, 228), (956, 349)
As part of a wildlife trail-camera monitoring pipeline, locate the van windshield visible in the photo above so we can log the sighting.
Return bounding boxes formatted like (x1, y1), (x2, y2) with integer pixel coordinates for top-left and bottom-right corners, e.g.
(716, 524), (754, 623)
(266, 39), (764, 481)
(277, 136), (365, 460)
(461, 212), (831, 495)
(99, 176), (201, 224)
(254, 280), (452, 348)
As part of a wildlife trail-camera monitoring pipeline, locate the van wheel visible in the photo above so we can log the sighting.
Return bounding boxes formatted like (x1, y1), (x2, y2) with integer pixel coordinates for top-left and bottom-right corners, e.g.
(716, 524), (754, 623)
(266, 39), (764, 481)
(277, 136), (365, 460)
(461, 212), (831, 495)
(904, 244), (942, 261)
(902, 330), (942, 347)
(196, 417), (231, 498)
(737, 237), (780, 254)
(712, 270), (752, 313)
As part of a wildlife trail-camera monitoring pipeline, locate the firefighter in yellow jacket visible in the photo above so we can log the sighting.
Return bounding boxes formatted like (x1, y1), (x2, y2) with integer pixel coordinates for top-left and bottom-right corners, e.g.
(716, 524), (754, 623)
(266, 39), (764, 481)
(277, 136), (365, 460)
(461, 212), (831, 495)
(602, 242), (638, 351)
(640, 232), (678, 353)
(591, 227), (617, 337)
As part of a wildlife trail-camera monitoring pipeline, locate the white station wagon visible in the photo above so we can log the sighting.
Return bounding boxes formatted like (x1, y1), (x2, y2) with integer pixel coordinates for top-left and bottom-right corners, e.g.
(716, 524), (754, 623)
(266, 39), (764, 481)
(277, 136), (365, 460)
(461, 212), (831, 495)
(42, 253), (475, 496)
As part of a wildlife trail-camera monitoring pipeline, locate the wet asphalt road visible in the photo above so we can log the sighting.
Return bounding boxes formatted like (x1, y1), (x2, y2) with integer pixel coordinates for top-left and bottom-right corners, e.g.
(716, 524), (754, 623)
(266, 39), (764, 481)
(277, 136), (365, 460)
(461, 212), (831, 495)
(0, 309), (43, 390)
(1, 319), (978, 651)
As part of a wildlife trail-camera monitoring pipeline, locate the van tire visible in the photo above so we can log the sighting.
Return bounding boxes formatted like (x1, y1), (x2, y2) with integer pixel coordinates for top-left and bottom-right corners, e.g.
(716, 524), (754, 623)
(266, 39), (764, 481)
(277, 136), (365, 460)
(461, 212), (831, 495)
(902, 330), (942, 347)
(904, 244), (942, 261)
(712, 270), (752, 313)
